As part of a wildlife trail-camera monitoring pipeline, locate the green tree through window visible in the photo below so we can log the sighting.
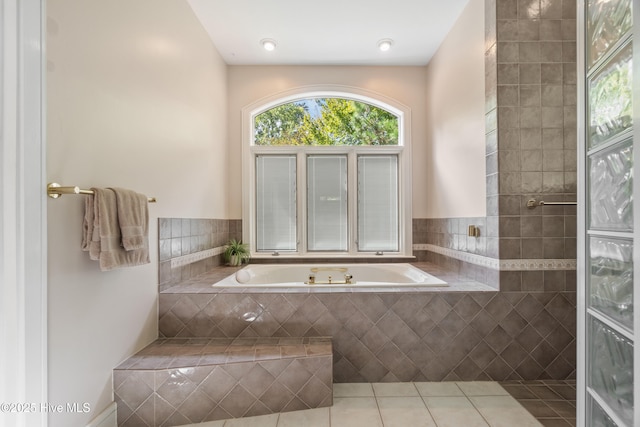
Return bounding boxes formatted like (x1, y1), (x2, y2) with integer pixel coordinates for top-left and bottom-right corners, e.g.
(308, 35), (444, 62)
(254, 98), (399, 146)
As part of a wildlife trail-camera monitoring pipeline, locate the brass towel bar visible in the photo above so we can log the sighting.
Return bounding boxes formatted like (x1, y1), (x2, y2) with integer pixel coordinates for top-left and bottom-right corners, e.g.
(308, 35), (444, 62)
(527, 198), (576, 209)
(47, 182), (157, 203)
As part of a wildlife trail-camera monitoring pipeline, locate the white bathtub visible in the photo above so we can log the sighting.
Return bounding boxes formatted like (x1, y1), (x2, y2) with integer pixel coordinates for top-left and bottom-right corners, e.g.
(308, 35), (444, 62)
(213, 263), (448, 288)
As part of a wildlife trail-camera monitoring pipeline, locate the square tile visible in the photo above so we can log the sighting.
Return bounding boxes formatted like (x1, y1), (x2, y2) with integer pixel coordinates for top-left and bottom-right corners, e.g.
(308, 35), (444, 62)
(330, 397), (383, 427)
(377, 396), (436, 427)
(423, 396), (489, 427)
(519, 399), (559, 418)
(179, 421), (226, 427)
(277, 407), (330, 427)
(333, 383), (374, 397)
(456, 381), (510, 396)
(469, 395), (542, 427)
(415, 382), (465, 397)
(223, 413), (279, 427)
(372, 382), (419, 397)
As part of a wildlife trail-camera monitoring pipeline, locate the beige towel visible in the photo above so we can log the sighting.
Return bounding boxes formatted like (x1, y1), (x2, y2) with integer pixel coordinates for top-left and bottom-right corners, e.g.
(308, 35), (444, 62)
(81, 194), (93, 251)
(89, 188), (150, 271)
(81, 193), (101, 260)
(110, 187), (149, 250)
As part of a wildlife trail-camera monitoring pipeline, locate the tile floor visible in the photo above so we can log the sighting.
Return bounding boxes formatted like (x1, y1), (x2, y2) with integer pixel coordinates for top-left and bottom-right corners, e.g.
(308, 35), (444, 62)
(501, 380), (576, 427)
(181, 381), (543, 427)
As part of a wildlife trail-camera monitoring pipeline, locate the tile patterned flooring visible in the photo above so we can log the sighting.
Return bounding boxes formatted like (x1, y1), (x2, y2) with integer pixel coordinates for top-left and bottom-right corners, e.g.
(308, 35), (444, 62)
(179, 381), (544, 427)
(501, 380), (577, 427)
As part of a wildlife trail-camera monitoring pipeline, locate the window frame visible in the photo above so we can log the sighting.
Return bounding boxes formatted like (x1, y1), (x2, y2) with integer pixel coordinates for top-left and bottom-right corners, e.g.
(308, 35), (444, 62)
(242, 87), (413, 258)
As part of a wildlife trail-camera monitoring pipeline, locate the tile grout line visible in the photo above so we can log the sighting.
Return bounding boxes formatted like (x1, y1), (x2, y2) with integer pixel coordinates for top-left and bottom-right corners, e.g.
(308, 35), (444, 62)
(417, 392), (444, 427)
(465, 394), (501, 427)
(374, 394), (386, 427)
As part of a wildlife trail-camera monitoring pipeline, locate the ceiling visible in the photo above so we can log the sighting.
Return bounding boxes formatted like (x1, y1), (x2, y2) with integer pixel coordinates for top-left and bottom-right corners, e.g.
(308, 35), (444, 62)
(187, 0), (471, 66)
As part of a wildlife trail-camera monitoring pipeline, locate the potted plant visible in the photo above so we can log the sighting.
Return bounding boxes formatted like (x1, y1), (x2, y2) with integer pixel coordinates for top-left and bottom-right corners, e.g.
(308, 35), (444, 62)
(223, 239), (250, 266)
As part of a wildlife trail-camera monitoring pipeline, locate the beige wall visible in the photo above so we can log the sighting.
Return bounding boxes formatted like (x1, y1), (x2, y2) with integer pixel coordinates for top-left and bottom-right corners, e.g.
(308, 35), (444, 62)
(46, 0), (227, 425)
(424, 0), (486, 218)
(227, 66), (430, 217)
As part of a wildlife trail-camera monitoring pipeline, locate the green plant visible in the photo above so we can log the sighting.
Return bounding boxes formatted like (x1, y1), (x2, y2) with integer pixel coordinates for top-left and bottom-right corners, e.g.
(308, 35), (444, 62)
(223, 239), (250, 266)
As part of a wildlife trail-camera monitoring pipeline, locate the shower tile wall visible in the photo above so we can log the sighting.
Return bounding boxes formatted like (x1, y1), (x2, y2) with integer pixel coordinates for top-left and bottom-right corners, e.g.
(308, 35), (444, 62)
(420, 2), (577, 286)
(491, 0), (577, 257)
(407, 0), (578, 380)
(158, 218), (242, 291)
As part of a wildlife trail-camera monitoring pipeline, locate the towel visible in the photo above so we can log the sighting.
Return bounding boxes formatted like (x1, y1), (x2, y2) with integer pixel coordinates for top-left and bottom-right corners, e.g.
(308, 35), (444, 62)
(83, 188), (150, 271)
(81, 194), (93, 251)
(81, 193), (101, 260)
(110, 187), (149, 250)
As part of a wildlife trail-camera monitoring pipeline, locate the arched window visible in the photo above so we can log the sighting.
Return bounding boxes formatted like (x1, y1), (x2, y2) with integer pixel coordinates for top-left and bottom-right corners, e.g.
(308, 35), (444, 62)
(243, 90), (412, 257)
(254, 98), (399, 146)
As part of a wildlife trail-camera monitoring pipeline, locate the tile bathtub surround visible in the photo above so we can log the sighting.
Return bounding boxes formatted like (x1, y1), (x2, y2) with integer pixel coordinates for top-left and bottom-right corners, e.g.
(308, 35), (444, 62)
(160, 262), (576, 383)
(179, 381), (543, 427)
(413, 217), (496, 286)
(413, 218), (491, 258)
(158, 218), (242, 291)
(114, 337), (333, 426)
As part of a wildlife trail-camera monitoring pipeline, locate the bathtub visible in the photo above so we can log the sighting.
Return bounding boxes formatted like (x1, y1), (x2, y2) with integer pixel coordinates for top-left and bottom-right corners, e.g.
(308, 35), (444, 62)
(214, 263), (448, 288)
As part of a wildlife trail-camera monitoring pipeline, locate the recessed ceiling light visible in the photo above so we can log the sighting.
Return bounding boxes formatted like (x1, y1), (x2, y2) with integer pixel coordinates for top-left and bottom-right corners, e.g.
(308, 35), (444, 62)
(261, 39), (277, 52)
(378, 39), (393, 52)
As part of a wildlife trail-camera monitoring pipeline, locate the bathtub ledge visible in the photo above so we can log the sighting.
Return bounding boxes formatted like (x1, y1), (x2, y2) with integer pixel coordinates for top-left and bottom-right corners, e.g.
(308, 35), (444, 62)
(161, 262), (497, 294)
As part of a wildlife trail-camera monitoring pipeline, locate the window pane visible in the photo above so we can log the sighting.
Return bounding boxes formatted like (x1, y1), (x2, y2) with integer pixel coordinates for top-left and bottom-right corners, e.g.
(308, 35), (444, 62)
(589, 140), (633, 231)
(586, 0), (632, 69)
(256, 155), (296, 251)
(307, 155), (348, 251)
(254, 98), (398, 146)
(358, 155), (399, 252)
(588, 316), (634, 425)
(588, 41), (633, 148)
(589, 237), (633, 329)
(588, 394), (619, 427)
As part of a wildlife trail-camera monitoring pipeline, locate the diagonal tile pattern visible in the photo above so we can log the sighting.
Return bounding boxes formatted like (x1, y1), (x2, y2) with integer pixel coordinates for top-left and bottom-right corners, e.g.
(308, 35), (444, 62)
(114, 338), (333, 427)
(502, 380), (576, 426)
(159, 288), (576, 383)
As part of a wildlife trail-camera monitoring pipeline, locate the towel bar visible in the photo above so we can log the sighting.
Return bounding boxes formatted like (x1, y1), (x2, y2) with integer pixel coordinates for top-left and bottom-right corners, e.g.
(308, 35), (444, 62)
(527, 198), (576, 209)
(47, 182), (156, 203)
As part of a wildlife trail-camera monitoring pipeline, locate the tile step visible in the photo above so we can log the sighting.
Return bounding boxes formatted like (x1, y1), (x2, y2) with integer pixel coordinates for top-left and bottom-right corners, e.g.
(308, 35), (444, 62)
(113, 337), (333, 427)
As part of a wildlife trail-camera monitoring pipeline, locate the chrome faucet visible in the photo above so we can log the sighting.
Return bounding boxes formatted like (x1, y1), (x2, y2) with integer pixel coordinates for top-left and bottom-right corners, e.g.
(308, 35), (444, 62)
(344, 274), (353, 284)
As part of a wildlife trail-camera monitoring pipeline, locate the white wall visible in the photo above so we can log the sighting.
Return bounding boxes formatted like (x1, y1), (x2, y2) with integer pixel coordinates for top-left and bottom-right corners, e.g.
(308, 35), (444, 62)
(424, 0), (486, 218)
(46, 0), (227, 425)
(227, 66), (430, 217)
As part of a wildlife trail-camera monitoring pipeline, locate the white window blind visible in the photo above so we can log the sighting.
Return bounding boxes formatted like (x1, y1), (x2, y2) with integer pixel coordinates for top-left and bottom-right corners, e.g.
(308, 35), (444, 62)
(307, 155), (348, 251)
(358, 155), (399, 252)
(256, 155), (297, 251)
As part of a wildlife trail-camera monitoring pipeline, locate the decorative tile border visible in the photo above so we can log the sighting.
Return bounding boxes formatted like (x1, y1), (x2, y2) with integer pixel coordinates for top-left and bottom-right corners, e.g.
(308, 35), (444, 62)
(499, 258), (577, 271)
(173, 245), (576, 272)
(171, 246), (225, 269)
(414, 244), (576, 271)
(415, 244), (500, 270)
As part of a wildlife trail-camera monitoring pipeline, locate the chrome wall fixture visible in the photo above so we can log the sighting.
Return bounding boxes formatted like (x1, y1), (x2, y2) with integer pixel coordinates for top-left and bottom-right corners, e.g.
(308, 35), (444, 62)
(526, 198), (577, 209)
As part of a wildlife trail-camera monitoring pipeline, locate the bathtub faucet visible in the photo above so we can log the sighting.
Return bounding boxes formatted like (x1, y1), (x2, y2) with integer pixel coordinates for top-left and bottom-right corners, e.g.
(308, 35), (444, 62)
(306, 267), (352, 285)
